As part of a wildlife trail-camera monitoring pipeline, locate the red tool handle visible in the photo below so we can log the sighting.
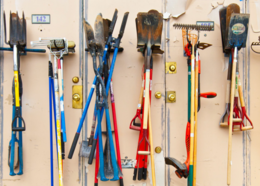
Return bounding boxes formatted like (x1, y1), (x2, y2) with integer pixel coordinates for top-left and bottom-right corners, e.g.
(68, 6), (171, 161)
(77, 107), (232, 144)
(200, 92), (217, 98)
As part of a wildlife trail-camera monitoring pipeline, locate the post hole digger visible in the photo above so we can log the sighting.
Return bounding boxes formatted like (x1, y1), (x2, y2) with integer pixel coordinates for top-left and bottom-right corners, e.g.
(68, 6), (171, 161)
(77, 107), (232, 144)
(165, 24), (216, 186)
(218, 4), (252, 185)
(1, 11), (46, 176)
(31, 38), (75, 186)
(129, 10), (163, 185)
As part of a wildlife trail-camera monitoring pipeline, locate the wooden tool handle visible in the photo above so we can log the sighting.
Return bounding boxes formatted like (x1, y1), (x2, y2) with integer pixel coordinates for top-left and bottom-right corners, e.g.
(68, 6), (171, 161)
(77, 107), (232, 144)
(227, 47), (237, 185)
(138, 151), (150, 155)
(238, 78), (245, 107)
(143, 70), (150, 130)
(148, 104), (156, 186)
(137, 79), (144, 109)
(241, 126), (253, 131)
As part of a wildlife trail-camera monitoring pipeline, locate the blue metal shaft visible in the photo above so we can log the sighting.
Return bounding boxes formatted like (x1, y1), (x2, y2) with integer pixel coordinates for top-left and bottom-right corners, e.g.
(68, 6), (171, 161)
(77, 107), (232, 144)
(49, 76), (54, 186)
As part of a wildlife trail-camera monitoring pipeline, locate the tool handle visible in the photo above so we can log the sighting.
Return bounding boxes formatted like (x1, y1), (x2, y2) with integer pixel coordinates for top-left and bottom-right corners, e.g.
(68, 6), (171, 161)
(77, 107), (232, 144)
(88, 139), (97, 164)
(119, 178), (124, 186)
(12, 115), (25, 131)
(68, 133), (80, 159)
(200, 92), (217, 98)
(0, 47), (46, 53)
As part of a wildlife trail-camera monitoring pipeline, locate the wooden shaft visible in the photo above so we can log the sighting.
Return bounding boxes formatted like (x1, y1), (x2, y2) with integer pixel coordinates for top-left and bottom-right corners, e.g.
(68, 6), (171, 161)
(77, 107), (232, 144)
(138, 151), (150, 155)
(148, 104), (156, 186)
(143, 70), (150, 129)
(137, 79), (144, 110)
(193, 49), (199, 185)
(237, 75), (245, 107)
(241, 126), (253, 131)
(188, 44), (195, 186)
(227, 47), (237, 185)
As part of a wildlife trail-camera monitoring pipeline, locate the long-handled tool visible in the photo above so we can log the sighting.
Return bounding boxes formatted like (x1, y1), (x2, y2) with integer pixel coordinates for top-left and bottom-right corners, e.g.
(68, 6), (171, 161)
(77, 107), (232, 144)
(87, 12), (129, 166)
(2, 11), (46, 176)
(225, 11), (250, 185)
(165, 25), (214, 185)
(68, 9), (119, 159)
(135, 10), (163, 184)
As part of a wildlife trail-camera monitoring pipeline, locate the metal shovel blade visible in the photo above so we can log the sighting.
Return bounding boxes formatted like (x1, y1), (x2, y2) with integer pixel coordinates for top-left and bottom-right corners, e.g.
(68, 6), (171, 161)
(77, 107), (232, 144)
(219, 7), (228, 53)
(136, 10), (163, 50)
(103, 19), (111, 42)
(79, 140), (95, 158)
(94, 13), (105, 54)
(226, 13), (249, 49)
(9, 12), (26, 47)
(83, 20), (95, 50)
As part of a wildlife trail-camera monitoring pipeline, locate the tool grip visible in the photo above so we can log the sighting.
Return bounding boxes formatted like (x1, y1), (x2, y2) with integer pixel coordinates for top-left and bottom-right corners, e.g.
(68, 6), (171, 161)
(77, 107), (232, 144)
(0, 47), (46, 53)
(88, 139), (97, 164)
(119, 178), (124, 186)
(68, 132), (80, 159)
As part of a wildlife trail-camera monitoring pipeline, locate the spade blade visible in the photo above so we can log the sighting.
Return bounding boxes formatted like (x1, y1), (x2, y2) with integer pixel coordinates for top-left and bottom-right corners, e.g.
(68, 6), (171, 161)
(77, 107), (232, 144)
(94, 13), (105, 53)
(83, 20), (95, 49)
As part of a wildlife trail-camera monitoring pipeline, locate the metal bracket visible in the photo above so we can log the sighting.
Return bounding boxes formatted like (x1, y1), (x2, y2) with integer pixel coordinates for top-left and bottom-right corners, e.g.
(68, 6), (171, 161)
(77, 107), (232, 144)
(72, 85), (83, 109)
(166, 91), (176, 103)
(166, 62), (177, 74)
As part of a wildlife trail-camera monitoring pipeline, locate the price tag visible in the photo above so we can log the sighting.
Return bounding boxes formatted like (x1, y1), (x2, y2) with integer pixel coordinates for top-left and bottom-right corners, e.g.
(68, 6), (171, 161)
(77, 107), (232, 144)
(32, 14), (50, 24)
(196, 21), (214, 31)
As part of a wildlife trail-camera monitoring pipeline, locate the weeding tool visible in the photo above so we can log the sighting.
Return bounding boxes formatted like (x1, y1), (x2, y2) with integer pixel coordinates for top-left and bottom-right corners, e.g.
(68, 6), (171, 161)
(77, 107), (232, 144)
(68, 9), (119, 159)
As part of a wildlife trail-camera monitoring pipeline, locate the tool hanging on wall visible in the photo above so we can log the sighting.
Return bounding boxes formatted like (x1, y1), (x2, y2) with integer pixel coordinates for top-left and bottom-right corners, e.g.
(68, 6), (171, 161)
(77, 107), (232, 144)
(31, 38), (75, 186)
(218, 3), (252, 185)
(130, 10), (163, 185)
(165, 24), (215, 186)
(251, 36), (260, 54)
(0, 11), (46, 176)
(78, 11), (128, 185)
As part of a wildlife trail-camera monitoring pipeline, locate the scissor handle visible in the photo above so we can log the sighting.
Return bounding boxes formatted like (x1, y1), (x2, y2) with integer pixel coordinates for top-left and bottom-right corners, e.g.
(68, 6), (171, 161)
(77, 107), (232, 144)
(12, 116), (26, 131)
(251, 42), (260, 54)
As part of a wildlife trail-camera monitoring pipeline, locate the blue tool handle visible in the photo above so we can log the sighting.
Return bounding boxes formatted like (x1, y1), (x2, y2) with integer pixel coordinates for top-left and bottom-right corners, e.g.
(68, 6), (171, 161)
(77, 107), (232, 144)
(9, 105), (16, 176)
(60, 110), (67, 142)
(17, 112), (23, 175)
(93, 48), (119, 139)
(51, 78), (58, 155)
(97, 110), (108, 181)
(0, 47), (46, 53)
(105, 109), (119, 181)
(49, 76), (54, 186)
(68, 46), (109, 159)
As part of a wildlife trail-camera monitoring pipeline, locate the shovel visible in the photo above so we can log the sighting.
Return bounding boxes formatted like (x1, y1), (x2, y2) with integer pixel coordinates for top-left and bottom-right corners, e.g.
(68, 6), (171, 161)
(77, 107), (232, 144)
(225, 10), (250, 185)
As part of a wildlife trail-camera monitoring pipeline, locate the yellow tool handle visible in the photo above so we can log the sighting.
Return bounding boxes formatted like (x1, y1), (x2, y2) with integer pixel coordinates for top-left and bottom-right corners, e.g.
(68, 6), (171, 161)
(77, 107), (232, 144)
(143, 70), (150, 130)
(137, 79), (144, 110)
(14, 71), (20, 107)
(148, 104), (156, 186)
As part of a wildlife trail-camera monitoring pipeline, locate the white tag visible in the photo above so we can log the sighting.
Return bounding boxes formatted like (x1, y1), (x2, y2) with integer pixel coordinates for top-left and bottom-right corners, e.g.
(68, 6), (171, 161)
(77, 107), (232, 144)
(91, 84), (95, 88)
(138, 104), (141, 108)
(190, 133), (194, 137)
(60, 101), (64, 111)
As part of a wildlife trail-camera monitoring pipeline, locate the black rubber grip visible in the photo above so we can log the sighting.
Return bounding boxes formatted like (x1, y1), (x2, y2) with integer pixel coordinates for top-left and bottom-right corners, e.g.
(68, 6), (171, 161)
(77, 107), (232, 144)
(133, 168), (137, 180)
(12, 127), (25, 131)
(143, 168), (147, 180)
(88, 139), (97, 165)
(138, 167), (143, 180)
(68, 133), (80, 159)
(119, 178), (124, 186)
(94, 183), (98, 186)
(61, 134), (65, 160)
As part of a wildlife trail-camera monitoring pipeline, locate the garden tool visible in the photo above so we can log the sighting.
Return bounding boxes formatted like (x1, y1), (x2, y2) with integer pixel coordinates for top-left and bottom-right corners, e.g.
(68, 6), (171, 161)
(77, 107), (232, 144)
(135, 10), (163, 182)
(87, 12), (129, 165)
(3, 11), (46, 177)
(225, 12), (250, 185)
(165, 24), (213, 186)
(68, 9), (119, 159)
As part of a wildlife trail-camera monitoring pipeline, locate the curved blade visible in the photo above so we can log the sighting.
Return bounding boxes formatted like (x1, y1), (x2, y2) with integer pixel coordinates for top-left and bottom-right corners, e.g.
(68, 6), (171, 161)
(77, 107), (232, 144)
(94, 13), (105, 53)
(103, 19), (111, 42)
(83, 20), (95, 49)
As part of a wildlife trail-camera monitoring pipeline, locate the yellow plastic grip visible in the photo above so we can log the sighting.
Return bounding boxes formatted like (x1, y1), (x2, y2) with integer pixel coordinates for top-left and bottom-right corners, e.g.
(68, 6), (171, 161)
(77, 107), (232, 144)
(14, 71), (20, 107)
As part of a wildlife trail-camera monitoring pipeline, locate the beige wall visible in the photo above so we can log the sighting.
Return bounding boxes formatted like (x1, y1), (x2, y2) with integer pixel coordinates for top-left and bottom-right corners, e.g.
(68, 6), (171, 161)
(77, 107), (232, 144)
(0, 0), (259, 186)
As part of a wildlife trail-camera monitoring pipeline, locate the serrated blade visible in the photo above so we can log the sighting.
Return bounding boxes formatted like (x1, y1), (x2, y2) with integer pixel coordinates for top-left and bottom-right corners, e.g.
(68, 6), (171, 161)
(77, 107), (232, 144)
(94, 13), (105, 52)
(83, 20), (95, 49)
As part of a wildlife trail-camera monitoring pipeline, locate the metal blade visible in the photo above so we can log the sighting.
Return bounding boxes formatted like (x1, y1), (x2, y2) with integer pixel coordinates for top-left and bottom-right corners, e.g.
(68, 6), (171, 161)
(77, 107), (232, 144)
(94, 13), (105, 53)
(197, 42), (212, 50)
(103, 19), (111, 43)
(118, 12), (129, 39)
(83, 20), (95, 49)
(108, 9), (118, 35)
